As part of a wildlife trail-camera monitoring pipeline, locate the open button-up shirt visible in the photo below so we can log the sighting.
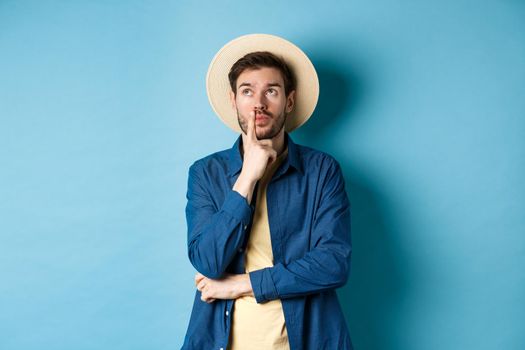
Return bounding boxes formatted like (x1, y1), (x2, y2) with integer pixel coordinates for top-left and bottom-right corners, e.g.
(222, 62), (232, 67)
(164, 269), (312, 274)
(181, 133), (353, 350)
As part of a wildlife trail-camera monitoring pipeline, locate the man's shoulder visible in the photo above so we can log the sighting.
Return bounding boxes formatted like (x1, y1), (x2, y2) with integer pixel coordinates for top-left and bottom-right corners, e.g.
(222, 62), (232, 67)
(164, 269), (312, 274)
(188, 147), (232, 174)
(294, 142), (342, 170)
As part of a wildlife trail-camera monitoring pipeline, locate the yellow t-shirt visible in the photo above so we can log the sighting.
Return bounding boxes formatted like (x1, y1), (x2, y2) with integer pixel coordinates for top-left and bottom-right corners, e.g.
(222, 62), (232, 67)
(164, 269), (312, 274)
(228, 148), (290, 350)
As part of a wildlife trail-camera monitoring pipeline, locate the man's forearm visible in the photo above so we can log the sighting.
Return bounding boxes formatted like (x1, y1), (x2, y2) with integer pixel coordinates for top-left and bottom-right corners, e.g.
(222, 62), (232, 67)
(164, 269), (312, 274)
(196, 272), (254, 302)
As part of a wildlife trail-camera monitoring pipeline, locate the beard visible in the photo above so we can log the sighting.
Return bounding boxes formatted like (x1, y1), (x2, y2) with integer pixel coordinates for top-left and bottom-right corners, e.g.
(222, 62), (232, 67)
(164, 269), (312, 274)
(236, 109), (287, 140)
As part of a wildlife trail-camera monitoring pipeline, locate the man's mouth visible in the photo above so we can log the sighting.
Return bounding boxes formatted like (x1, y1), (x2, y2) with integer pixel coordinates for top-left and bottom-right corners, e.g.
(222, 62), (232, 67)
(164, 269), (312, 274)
(255, 116), (270, 125)
(255, 111), (271, 121)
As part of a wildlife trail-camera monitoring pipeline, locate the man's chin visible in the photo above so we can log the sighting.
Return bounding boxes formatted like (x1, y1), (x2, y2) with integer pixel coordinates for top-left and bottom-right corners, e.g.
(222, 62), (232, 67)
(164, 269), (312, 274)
(257, 131), (281, 140)
(256, 134), (272, 140)
(257, 122), (287, 140)
(255, 126), (276, 139)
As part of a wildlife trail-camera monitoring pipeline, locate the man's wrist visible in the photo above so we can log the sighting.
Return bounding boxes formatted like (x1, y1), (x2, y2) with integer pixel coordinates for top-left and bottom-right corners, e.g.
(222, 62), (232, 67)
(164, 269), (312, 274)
(236, 273), (254, 297)
(233, 172), (257, 203)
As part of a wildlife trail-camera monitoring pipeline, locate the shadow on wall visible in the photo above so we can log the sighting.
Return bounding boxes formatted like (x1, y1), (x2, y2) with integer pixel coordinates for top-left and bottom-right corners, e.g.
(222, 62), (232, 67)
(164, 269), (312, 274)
(295, 58), (410, 350)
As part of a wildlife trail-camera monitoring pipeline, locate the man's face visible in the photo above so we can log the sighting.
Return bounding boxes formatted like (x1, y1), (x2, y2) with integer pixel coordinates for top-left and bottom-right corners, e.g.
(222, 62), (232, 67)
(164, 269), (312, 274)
(230, 67), (295, 140)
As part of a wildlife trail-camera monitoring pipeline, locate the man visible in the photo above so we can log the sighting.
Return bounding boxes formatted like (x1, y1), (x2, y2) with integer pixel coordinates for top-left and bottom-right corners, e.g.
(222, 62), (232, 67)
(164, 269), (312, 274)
(181, 34), (353, 350)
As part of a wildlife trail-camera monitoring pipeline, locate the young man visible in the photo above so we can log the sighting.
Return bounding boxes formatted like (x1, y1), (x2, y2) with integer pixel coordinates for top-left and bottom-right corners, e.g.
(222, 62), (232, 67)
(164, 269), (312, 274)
(181, 34), (353, 350)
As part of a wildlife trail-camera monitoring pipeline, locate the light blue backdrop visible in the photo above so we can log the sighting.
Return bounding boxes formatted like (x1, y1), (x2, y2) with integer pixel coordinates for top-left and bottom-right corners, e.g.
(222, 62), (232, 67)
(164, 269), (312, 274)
(1, 1), (523, 349)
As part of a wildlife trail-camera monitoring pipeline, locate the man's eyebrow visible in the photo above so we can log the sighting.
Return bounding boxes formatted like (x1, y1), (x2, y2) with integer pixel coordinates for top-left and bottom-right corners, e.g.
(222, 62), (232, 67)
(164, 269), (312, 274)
(237, 82), (283, 88)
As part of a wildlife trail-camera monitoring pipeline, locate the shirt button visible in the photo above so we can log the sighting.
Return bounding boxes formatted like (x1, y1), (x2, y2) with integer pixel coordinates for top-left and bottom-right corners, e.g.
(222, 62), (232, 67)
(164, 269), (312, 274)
(243, 225), (248, 230)
(238, 247), (243, 253)
(225, 310), (229, 317)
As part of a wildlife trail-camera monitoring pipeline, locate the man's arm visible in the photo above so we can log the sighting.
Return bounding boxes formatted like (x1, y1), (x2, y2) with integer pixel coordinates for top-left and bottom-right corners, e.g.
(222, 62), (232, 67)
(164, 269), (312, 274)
(249, 158), (352, 303)
(186, 112), (276, 279)
(186, 163), (253, 279)
(193, 158), (351, 304)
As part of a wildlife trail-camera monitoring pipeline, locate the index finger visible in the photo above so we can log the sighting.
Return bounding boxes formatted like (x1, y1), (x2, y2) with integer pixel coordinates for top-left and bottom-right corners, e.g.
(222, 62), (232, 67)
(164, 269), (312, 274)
(246, 110), (257, 143)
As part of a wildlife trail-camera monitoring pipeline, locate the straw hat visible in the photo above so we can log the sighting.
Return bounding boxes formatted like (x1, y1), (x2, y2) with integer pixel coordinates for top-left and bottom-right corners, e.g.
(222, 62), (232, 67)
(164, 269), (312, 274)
(206, 33), (319, 133)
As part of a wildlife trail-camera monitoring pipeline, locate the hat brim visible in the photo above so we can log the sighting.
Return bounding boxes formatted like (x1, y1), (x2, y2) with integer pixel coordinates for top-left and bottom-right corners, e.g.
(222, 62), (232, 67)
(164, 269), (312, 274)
(206, 33), (319, 133)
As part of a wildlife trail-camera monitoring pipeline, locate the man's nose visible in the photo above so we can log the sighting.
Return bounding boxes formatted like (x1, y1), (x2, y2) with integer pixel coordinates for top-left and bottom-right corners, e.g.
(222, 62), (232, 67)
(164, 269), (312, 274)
(253, 92), (267, 110)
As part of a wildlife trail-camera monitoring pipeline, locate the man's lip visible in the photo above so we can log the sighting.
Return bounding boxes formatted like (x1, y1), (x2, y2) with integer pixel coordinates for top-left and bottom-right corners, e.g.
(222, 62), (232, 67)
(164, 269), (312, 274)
(255, 117), (270, 124)
(255, 113), (270, 120)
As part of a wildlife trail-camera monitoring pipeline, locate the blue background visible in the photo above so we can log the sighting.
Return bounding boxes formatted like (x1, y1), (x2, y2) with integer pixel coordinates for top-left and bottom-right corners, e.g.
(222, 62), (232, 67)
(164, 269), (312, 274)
(1, 1), (524, 349)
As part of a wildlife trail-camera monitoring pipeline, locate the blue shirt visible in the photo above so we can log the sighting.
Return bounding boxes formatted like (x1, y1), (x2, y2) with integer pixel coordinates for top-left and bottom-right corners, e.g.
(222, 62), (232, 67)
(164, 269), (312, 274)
(181, 133), (353, 350)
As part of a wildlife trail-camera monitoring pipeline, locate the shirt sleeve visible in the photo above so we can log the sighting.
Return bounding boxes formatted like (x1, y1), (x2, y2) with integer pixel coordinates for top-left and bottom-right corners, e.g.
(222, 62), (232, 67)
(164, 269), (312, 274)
(249, 158), (352, 303)
(186, 161), (253, 279)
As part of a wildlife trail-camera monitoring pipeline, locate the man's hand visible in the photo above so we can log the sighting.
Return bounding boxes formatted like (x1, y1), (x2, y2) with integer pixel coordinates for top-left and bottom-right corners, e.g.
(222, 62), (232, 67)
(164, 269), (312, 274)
(195, 272), (254, 304)
(241, 110), (277, 181)
(233, 111), (277, 202)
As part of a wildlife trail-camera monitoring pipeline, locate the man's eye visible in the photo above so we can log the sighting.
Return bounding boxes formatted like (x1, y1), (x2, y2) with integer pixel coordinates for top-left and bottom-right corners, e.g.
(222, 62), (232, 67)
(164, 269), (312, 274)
(241, 89), (252, 95)
(266, 89), (277, 95)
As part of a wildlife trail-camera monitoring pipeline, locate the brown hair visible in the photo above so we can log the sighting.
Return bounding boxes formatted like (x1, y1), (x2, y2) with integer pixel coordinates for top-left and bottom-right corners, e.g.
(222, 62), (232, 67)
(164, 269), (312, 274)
(228, 51), (296, 97)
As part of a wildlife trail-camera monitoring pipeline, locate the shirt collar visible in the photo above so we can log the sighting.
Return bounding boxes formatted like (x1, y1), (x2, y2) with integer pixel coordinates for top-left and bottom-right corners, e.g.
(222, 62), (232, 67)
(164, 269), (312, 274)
(227, 132), (303, 178)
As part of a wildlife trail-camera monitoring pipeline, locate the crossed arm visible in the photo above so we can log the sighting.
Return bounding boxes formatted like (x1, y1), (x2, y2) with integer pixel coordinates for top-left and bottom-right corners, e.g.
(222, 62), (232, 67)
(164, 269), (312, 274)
(189, 112), (279, 303)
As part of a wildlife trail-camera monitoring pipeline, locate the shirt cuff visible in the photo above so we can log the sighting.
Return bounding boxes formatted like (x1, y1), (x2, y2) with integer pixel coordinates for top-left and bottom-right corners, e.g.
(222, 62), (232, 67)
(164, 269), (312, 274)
(222, 190), (253, 226)
(249, 267), (279, 303)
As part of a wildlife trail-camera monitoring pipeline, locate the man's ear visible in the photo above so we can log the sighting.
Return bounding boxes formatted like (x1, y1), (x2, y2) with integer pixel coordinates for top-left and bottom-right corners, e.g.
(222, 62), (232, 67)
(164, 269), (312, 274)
(286, 90), (296, 113)
(229, 90), (236, 109)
